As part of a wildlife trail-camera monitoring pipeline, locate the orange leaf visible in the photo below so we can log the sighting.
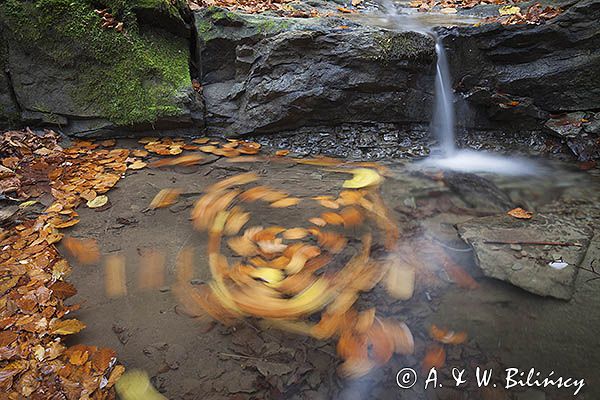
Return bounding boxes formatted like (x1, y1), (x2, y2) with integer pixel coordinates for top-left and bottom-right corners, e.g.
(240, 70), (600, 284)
(270, 197), (301, 208)
(429, 324), (468, 345)
(507, 207), (533, 219)
(62, 236), (100, 265)
(321, 212), (344, 225)
(339, 206), (364, 228)
(149, 188), (181, 209)
(422, 345), (446, 372)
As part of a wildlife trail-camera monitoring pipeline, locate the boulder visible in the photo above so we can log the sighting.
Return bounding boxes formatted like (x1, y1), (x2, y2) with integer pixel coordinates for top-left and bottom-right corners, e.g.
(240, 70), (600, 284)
(457, 213), (593, 299)
(196, 8), (436, 135)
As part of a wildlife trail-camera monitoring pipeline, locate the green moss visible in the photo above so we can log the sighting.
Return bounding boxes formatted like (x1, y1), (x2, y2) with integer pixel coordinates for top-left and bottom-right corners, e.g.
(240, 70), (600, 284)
(374, 31), (433, 63)
(255, 18), (291, 34)
(0, 0), (191, 126)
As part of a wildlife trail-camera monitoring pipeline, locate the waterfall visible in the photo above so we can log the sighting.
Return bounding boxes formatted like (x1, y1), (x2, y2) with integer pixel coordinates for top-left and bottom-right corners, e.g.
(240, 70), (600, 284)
(431, 36), (456, 156)
(374, 1), (538, 175)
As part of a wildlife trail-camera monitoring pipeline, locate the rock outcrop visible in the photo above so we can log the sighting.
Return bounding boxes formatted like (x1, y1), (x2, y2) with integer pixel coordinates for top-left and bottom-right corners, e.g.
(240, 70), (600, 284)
(196, 8), (436, 135)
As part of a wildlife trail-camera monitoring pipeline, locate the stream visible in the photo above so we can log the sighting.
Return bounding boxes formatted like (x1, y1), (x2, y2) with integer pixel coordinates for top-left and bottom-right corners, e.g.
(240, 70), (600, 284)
(64, 4), (600, 400)
(66, 142), (600, 399)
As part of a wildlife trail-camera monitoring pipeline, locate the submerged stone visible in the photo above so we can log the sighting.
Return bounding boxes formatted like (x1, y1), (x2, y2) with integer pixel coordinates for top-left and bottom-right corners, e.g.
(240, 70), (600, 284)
(458, 213), (592, 300)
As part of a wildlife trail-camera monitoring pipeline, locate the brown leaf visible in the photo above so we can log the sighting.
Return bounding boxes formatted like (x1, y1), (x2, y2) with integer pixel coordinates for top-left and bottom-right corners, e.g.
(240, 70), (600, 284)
(51, 319), (86, 335)
(49, 281), (77, 299)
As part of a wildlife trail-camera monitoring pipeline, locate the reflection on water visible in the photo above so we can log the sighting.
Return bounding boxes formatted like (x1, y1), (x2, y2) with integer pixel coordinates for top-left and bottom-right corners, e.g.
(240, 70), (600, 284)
(350, 1), (481, 31)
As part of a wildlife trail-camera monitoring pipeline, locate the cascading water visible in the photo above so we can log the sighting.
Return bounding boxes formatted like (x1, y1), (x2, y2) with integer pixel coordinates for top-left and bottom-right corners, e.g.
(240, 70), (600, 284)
(431, 36), (456, 156)
(372, 2), (540, 175)
(424, 32), (541, 175)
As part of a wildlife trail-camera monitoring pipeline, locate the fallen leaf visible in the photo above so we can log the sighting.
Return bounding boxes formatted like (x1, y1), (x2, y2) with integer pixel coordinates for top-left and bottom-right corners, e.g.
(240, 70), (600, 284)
(342, 168), (383, 189)
(283, 228), (309, 240)
(51, 319), (86, 335)
(321, 212), (344, 225)
(429, 324), (468, 345)
(499, 5), (520, 15)
(149, 188), (181, 209)
(87, 195), (108, 208)
(422, 345), (446, 372)
(49, 281), (78, 299)
(128, 160), (147, 170)
(270, 197), (301, 208)
(507, 207), (533, 219)
(309, 217), (327, 227)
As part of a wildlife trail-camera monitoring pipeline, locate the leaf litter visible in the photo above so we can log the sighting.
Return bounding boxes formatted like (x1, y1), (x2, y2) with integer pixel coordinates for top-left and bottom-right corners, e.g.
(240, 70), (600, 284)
(1, 129), (480, 396)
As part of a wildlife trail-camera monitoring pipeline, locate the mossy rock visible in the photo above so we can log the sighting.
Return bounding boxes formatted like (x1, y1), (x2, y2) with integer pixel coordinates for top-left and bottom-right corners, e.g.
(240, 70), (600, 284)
(0, 0), (197, 129)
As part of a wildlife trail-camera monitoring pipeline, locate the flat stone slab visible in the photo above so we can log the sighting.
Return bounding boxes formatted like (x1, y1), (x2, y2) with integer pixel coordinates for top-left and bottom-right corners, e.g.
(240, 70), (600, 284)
(457, 213), (593, 300)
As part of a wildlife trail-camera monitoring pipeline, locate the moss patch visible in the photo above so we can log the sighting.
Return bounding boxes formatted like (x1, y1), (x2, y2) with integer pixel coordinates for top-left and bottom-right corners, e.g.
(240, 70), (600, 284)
(0, 0), (191, 126)
(375, 31), (435, 64)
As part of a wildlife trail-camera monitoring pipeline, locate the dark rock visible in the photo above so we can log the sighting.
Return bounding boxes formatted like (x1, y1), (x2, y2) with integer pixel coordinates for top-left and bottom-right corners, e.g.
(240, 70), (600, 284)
(443, 171), (514, 212)
(196, 8), (436, 135)
(0, 25), (19, 128)
(458, 213), (593, 299)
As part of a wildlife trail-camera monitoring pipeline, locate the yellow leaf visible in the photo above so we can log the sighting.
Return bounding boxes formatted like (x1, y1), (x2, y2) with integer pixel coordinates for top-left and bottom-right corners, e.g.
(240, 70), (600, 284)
(342, 168), (383, 189)
(51, 319), (86, 335)
(87, 195), (108, 208)
(249, 267), (285, 284)
(116, 369), (167, 400)
(499, 5), (520, 15)
(19, 200), (37, 208)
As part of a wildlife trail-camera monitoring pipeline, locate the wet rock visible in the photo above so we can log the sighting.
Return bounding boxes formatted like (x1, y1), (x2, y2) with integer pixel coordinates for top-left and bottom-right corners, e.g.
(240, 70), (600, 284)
(545, 112), (587, 138)
(443, 171), (514, 212)
(196, 8), (436, 135)
(458, 213), (593, 299)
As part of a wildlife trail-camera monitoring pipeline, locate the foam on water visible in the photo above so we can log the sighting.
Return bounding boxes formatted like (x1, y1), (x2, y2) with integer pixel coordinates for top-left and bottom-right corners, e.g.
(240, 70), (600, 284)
(421, 149), (543, 175)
